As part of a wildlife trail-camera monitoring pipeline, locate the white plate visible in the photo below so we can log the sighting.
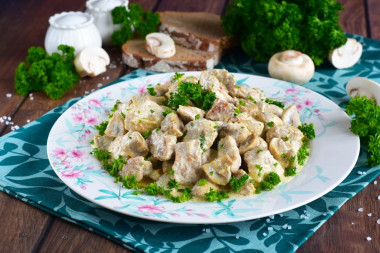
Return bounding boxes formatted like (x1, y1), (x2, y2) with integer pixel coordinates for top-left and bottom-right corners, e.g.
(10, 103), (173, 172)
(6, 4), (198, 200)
(47, 72), (360, 224)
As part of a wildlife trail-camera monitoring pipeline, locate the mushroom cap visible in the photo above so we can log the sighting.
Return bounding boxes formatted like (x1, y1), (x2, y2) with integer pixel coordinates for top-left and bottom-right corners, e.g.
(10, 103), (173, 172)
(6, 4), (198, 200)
(328, 38), (362, 69)
(145, 32), (176, 58)
(281, 104), (301, 127)
(268, 50), (315, 85)
(74, 46), (110, 77)
(346, 77), (380, 105)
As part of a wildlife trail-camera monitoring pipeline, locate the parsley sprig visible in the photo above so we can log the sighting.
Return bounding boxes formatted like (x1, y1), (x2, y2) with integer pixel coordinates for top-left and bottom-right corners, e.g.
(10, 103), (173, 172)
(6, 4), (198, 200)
(345, 96), (380, 166)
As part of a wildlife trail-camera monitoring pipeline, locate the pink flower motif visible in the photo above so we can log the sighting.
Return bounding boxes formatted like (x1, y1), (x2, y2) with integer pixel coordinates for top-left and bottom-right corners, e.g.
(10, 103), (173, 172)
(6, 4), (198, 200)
(197, 213), (209, 218)
(71, 149), (84, 159)
(61, 169), (84, 178)
(85, 129), (91, 134)
(72, 113), (84, 122)
(88, 99), (102, 108)
(138, 85), (147, 94)
(296, 104), (303, 110)
(170, 213), (180, 217)
(87, 117), (97, 125)
(80, 185), (87, 190)
(285, 88), (299, 94)
(186, 213), (194, 216)
(138, 204), (165, 214)
(87, 166), (94, 170)
(52, 148), (66, 158)
(304, 99), (313, 107)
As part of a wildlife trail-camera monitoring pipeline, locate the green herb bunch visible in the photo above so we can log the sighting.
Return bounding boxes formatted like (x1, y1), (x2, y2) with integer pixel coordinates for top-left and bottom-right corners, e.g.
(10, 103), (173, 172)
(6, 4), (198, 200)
(111, 4), (160, 46)
(15, 45), (79, 100)
(345, 96), (380, 167)
(222, 0), (347, 66)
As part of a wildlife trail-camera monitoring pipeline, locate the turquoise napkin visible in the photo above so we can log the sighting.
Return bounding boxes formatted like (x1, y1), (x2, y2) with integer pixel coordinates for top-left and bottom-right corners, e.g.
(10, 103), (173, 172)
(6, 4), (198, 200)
(1, 34), (380, 253)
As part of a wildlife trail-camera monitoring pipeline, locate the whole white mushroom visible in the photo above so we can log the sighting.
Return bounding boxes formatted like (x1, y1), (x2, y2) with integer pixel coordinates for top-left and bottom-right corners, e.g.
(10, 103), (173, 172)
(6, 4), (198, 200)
(346, 77), (380, 106)
(328, 38), (362, 69)
(145, 33), (176, 58)
(268, 50), (315, 85)
(74, 47), (110, 77)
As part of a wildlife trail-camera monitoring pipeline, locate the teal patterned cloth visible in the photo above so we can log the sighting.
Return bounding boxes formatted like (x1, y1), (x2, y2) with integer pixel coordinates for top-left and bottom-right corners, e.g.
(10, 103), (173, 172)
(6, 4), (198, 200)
(1, 34), (380, 252)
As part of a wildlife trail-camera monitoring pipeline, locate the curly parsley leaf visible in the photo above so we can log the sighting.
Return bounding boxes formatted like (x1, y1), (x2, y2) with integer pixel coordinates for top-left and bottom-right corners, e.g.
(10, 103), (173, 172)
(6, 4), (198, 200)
(345, 96), (380, 167)
(111, 4), (160, 46)
(298, 123), (315, 140)
(229, 174), (249, 192)
(15, 45), (79, 100)
(204, 188), (229, 202)
(95, 121), (109, 136)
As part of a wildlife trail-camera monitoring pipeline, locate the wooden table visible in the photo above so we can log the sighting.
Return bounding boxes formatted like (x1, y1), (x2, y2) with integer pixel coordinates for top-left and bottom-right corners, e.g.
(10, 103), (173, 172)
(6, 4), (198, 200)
(1, 0), (379, 252)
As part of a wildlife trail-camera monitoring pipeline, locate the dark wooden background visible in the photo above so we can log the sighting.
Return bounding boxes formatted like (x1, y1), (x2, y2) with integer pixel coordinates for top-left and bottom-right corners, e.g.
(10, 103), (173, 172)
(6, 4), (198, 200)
(1, 0), (379, 252)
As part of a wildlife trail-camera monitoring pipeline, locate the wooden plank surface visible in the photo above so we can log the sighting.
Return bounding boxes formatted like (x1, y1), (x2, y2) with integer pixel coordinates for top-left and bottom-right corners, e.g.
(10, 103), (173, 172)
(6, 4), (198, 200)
(0, 0), (379, 252)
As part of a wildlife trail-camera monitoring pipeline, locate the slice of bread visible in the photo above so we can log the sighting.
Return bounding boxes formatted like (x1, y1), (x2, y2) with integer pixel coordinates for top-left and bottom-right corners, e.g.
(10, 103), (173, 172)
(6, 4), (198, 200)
(122, 39), (221, 73)
(159, 11), (236, 52)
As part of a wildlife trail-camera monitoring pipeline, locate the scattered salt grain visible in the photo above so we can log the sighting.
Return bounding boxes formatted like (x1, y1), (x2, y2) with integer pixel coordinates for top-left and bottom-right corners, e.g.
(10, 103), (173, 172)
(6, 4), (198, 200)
(6, 93), (11, 98)
(205, 228), (210, 233)
(97, 83), (103, 88)
(358, 208), (364, 212)
(366, 236), (372, 241)
(351, 222), (355, 225)
(266, 218), (270, 222)
(5, 121), (9, 125)
(235, 235), (239, 239)
(323, 213), (327, 216)
(377, 219), (380, 224)
(300, 214), (309, 219)
(357, 171), (363, 175)
(0, 118), (3, 123)
(85, 91), (89, 94)
(27, 120), (30, 123)
(7, 117), (11, 121)
(269, 215), (274, 219)
(263, 233), (267, 236)
(106, 76), (109, 80)
(378, 195), (380, 200)
(267, 227), (273, 231)
(282, 224), (288, 229)
(109, 63), (117, 69)
(2, 116), (6, 119)
(288, 225), (292, 230)
(367, 213), (372, 217)
(374, 181), (378, 185)
(30, 97), (34, 101)
(29, 93), (33, 97)
(91, 89), (95, 92)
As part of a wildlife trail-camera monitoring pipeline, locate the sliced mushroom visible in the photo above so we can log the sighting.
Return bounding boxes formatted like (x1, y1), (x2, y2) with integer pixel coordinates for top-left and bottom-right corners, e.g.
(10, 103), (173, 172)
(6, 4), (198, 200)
(346, 77), (380, 106)
(145, 32), (176, 58)
(74, 47), (110, 77)
(281, 104), (301, 127)
(328, 38), (362, 69)
(203, 155), (233, 186)
(268, 50), (315, 85)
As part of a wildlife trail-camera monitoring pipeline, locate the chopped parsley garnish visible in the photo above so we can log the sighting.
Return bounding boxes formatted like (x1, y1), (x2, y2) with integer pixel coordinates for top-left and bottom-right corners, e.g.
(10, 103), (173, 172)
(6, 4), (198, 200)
(150, 109), (155, 113)
(90, 140), (95, 145)
(255, 186), (262, 194)
(267, 121), (275, 127)
(256, 149), (263, 153)
(199, 135), (206, 151)
(260, 181), (274, 191)
(120, 112), (126, 118)
(298, 123), (315, 140)
(289, 156), (296, 162)
(111, 100), (121, 112)
(147, 87), (156, 96)
(248, 96), (257, 103)
(285, 166), (298, 177)
(170, 187), (193, 203)
(210, 171), (214, 176)
(297, 140), (310, 165)
(166, 80), (216, 111)
(274, 162), (278, 167)
(281, 153), (286, 158)
(163, 108), (174, 116)
(195, 114), (200, 120)
(168, 179), (179, 189)
(265, 98), (285, 109)
(198, 179), (208, 186)
(95, 121), (108, 136)
(145, 182), (170, 196)
(122, 175), (141, 190)
(229, 174), (249, 192)
(103, 155), (126, 177)
(168, 170), (174, 175)
(239, 100), (246, 106)
(255, 164), (263, 176)
(285, 136), (289, 141)
(204, 188), (229, 202)
(141, 130), (152, 138)
(90, 148), (111, 161)
(173, 72), (185, 82)
(264, 172), (281, 185)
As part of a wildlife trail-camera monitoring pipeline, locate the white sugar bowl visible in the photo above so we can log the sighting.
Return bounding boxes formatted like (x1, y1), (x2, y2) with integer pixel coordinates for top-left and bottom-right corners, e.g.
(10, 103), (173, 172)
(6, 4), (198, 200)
(45, 11), (102, 55)
(86, 0), (129, 46)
